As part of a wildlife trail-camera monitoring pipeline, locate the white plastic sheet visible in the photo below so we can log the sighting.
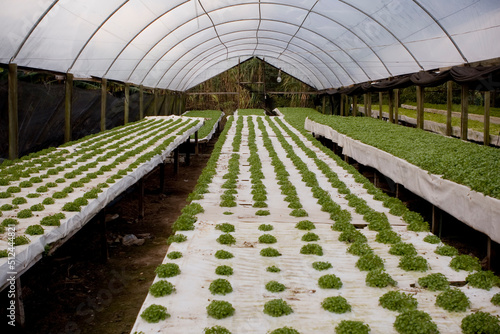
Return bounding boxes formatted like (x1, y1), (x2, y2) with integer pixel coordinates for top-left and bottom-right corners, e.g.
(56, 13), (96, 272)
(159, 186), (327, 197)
(1, 0), (499, 90)
(304, 118), (500, 244)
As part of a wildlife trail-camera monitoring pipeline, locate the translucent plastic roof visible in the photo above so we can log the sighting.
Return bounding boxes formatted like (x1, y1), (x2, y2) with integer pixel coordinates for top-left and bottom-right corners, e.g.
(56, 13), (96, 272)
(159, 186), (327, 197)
(1, 0), (499, 91)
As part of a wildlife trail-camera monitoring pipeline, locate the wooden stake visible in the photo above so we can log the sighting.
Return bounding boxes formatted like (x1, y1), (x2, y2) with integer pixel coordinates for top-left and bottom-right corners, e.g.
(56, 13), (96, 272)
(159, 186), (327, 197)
(484, 91), (491, 146)
(8, 63), (18, 160)
(322, 95), (326, 114)
(461, 84), (469, 140)
(486, 237), (492, 270)
(185, 139), (191, 166)
(124, 83), (130, 124)
(64, 73), (73, 143)
(446, 81), (453, 136)
(101, 78), (107, 131)
(416, 85), (424, 129)
(153, 89), (158, 116)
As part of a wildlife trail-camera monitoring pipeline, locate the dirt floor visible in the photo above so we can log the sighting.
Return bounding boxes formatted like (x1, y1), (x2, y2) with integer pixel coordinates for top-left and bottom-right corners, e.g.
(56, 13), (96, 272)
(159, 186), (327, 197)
(1, 138), (216, 334)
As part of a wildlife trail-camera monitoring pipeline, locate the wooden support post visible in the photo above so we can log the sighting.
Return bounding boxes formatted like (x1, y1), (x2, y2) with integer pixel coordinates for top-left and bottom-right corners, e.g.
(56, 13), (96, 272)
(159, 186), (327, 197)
(461, 84), (469, 140)
(124, 83), (130, 125)
(8, 63), (18, 160)
(446, 81), (453, 136)
(396, 183), (401, 199)
(138, 179), (144, 219)
(159, 162), (165, 193)
(153, 89), (158, 116)
(378, 92), (383, 119)
(353, 95), (358, 117)
(394, 89), (399, 123)
(101, 78), (107, 131)
(374, 171), (378, 187)
(195, 130), (199, 155)
(416, 85), (425, 129)
(64, 73), (73, 143)
(163, 92), (169, 116)
(484, 91), (491, 146)
(173, 147), (179, 175)
(366, 93), (372, 118)
(139, 84), (144, 119)
(185, 139), (191, 166)
(340, 94), (345, 116)
(99, 209), (108, 262)
(344, 154), (349, 163)
(322, 95), (326, 114)
(388, 90), (394, 123)
(15, 278), (25, 327)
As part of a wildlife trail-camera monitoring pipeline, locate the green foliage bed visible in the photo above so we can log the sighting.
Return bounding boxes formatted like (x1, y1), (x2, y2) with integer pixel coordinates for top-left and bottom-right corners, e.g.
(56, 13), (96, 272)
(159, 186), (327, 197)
(280, 107), (500, 199)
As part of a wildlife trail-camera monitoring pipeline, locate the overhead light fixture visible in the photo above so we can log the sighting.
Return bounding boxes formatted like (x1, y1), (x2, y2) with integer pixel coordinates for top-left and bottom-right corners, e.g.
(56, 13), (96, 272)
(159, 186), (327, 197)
(277, 69), (282, 83)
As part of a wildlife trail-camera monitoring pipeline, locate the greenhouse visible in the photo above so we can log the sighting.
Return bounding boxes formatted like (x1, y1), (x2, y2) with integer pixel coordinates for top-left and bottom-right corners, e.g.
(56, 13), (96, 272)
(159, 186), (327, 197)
(0, 1), (499, 333)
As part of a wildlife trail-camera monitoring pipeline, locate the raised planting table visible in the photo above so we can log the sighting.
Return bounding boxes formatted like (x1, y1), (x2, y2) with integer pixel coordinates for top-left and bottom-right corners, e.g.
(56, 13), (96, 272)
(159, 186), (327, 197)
(0, 115), (203, 292)
(131, 115), (499, 334)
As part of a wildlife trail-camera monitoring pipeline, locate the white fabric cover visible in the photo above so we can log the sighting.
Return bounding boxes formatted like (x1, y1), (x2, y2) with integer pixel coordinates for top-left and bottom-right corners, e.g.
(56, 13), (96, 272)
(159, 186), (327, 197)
(1, 0), (499, 91)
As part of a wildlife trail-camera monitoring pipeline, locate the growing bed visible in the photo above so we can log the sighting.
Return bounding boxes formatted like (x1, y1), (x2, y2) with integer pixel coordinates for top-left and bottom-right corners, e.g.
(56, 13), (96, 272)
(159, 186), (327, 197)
(183, 110), (224, 143)
(0, 115), (204, 291)
(131, 115), (499, 334)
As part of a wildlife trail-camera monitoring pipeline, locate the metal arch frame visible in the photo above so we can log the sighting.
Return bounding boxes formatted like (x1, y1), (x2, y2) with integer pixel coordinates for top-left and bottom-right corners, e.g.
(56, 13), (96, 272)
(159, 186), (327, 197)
(178, 47), (321, 91)
(411, 0), (468, 63)
(338, 0), (424, 71)
(171, 34), (340, 90)
(132, 17), (366, 90)
(107, 2), (369, 87)
(252, 0), (262, 55)
(10, 0), (60, 64)
(67, 0), (129, 73)
(197, 0), (229, 59)
(98, 0), (191, 79)
(156, 28), (343, 89)
(165, 37), (330, 90)
(277, 0), (319, 60)
(156, 38), (325, 90)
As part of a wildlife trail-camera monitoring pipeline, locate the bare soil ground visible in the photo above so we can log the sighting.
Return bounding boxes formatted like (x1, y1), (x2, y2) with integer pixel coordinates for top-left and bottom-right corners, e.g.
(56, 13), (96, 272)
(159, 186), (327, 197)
(1, 139), (216, 334)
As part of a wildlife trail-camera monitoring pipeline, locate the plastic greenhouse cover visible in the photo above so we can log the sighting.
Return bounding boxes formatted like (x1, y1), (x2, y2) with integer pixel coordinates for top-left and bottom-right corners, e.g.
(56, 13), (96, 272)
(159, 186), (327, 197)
(1, 0), (499, 91)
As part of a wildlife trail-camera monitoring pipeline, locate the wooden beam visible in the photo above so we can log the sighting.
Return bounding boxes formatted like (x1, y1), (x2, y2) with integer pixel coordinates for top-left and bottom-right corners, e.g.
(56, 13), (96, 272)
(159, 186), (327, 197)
(101, 78), (107, 131)
(388, 90), (394, 123)
(416, 85), (424, 129)
(64, 73), (73, 143)
(139, 84), (144, 120)
(461, 84), (469, 140)
(8, 63), (18, 160)
(124, 83), (130, 125)
(446, 81), (453, 136)
(379, 92), (383, 119)
(484, 91), (491, 146)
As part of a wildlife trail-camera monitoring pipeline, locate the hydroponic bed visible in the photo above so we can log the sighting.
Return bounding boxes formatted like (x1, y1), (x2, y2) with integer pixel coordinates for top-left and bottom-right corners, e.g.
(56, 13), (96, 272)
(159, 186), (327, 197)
(131, 115), (500, 334)
(183, 110), (224, 143)
(0, 116), (203, 291)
